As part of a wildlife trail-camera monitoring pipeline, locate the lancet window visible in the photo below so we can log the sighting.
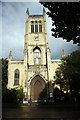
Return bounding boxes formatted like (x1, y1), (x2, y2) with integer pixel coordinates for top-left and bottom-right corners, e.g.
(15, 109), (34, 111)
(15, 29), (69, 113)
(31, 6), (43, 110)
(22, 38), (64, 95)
(33, 47), (41, 65)
(14, 69), (19, 85)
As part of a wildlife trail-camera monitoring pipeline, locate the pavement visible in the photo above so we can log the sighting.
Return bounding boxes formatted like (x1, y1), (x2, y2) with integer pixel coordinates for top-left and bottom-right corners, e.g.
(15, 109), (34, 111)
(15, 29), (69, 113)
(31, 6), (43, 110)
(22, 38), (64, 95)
(2, 103), (80, 120)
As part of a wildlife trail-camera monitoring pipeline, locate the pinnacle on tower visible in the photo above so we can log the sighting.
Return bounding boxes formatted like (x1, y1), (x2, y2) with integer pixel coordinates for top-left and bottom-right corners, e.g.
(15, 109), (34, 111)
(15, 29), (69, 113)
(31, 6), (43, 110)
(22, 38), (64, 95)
(26, 8), (29, 21)
(61, 49), (65, 58)
(43, 7), (46, 15)
(8, 51), (12, 60)
(26, 8), (29, 15)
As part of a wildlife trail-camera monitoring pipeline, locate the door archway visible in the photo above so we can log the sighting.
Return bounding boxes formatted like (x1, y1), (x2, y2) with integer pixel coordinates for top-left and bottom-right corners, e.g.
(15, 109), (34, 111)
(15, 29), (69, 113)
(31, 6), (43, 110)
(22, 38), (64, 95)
(34, 80), (43, 100)
(30, 75), (46, 101)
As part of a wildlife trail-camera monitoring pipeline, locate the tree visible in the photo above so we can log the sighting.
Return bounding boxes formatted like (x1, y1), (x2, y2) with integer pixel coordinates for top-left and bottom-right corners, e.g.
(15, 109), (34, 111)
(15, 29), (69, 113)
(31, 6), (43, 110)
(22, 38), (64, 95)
(40, 2), (80, 45)
(55, 50), (80, 98)
(16, 87), (24, 102)
(2, 88), (17, 103)
(1, 58), (23, 103)
(53, 87), (64, 102)
(1, 58), (8, 90)
(54, 64), (70, 93)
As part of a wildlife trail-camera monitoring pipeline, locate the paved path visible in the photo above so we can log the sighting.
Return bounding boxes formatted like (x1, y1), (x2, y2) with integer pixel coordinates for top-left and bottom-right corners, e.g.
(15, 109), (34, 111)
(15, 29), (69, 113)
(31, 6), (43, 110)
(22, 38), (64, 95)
(2, 103), (80, 119)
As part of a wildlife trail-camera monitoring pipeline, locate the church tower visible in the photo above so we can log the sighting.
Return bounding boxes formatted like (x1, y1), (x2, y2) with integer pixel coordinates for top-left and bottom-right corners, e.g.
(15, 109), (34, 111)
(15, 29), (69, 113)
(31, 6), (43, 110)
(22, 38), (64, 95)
(7, 9), (61, 103)
(23, 8), (51, 102)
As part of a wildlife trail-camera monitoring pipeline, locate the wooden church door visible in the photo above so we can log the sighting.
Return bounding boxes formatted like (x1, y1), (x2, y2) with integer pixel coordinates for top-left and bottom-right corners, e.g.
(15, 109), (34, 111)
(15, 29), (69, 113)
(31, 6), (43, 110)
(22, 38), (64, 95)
(34, 80), (43, 100)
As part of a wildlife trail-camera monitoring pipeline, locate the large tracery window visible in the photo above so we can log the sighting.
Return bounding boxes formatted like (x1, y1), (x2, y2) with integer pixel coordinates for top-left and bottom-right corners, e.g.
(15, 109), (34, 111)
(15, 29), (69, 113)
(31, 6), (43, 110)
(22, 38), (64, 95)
(34, 48), (40, 65)
(14, 69), (19, 85)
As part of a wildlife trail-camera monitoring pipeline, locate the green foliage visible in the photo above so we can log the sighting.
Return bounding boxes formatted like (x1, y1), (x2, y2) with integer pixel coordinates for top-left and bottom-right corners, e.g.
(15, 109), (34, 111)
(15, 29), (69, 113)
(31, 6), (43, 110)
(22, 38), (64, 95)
(40, 2), (80, 45)
(2, 88), (17, 103)
(0, 59), (2, 96)
(53, 87), (64, 102)
(16, 88), (24, 102)
(54, 70), (62, 84)
(55, 50), (80, 97)
(1, 58), (24, 103)
(2, 87), (24, 103)
(1, 58), (8, 90)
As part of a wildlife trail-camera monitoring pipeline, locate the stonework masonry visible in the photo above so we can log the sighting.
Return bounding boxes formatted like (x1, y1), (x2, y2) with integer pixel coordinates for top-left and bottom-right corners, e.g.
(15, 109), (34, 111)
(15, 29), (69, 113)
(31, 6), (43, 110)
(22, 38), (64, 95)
(7, 8), (63, 102)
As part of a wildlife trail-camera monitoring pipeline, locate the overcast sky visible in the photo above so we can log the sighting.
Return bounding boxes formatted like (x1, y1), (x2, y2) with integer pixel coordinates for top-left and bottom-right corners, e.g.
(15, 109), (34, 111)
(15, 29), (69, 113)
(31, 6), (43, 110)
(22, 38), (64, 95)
(1, 2), (79, 60)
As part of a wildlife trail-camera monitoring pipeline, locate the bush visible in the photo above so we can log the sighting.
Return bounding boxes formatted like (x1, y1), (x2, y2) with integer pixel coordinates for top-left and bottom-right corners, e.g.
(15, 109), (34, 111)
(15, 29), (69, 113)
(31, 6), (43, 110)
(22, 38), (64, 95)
(53, 87), (64, 102)
(16, 88), (24, 102)
(2, 88), (17, 103)
(2, 88), (24, 103)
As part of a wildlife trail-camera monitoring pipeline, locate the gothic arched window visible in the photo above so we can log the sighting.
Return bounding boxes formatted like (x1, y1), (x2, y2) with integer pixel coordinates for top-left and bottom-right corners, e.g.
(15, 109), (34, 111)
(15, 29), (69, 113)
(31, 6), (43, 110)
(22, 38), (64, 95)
(14, 69), (19, 85)
(35, 21), (38, 32)
(31, 21), (34, 33)
(33, 47), (40, 65)
(39, 21), (42, 32)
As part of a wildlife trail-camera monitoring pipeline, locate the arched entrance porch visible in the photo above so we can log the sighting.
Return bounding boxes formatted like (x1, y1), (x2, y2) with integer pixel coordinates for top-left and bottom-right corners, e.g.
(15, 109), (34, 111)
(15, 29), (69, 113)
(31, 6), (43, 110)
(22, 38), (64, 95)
(30, 75), (46, 101)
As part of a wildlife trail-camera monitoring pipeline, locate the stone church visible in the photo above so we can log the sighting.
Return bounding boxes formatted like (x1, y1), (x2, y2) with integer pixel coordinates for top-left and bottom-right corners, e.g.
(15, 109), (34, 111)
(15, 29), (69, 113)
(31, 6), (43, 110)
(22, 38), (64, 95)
(7, 8), (64, 102)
